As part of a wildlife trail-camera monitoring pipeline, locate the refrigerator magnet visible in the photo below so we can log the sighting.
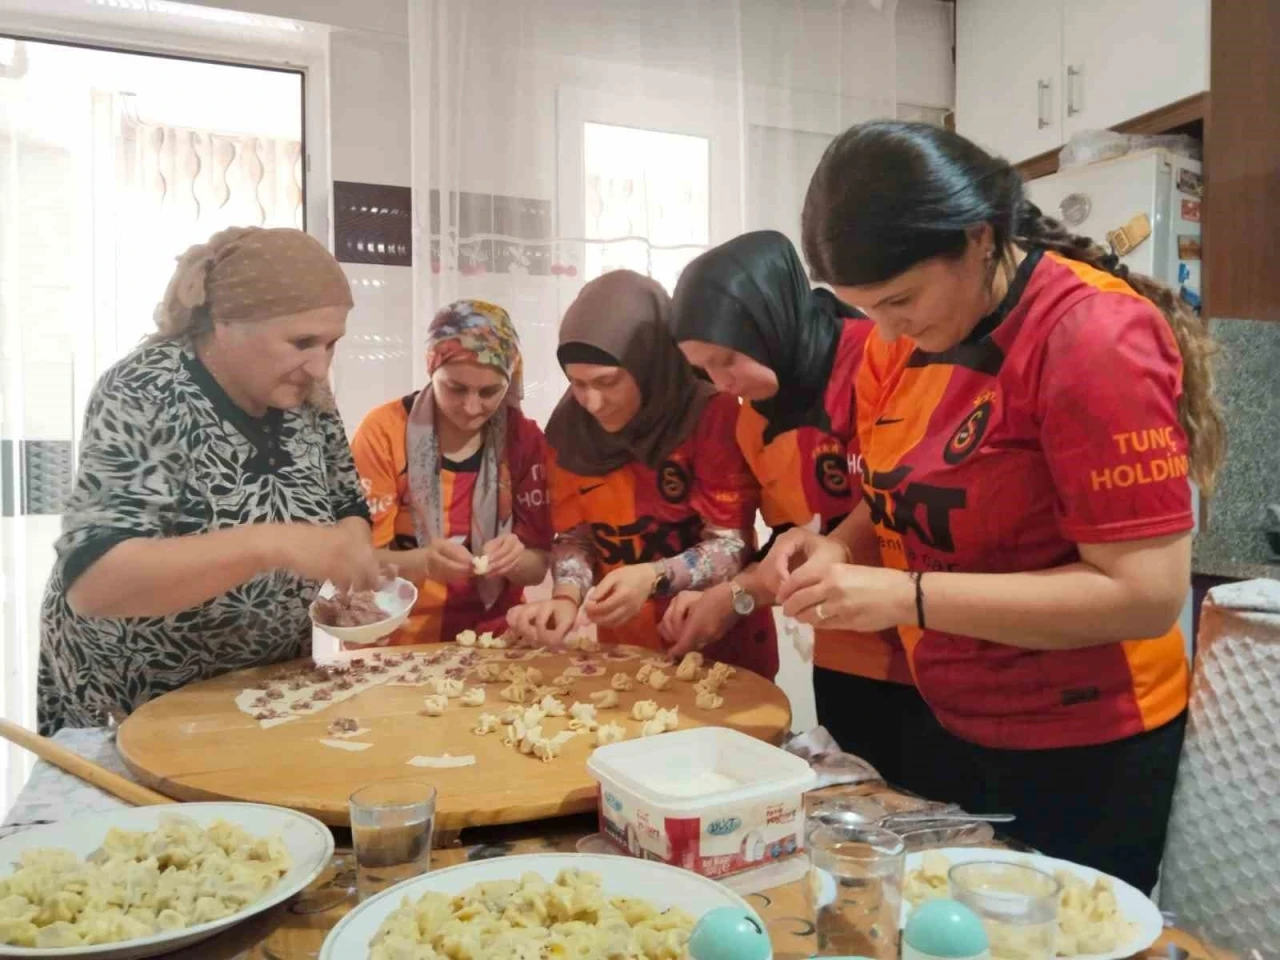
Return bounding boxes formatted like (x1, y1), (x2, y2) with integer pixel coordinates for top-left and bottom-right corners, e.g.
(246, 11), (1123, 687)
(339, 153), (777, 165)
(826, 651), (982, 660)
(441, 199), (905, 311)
(1177, 235), (1202, 260)
(1176, 168), (1203, 198)
(1180, 199), (1201, 222)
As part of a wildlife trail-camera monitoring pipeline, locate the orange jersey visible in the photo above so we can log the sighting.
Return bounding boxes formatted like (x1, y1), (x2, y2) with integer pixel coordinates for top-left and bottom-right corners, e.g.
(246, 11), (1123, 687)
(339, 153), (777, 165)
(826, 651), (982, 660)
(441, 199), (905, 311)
(855, 250), (1191, 749)
(551, 392), (778, 677)
(736, 320), (913, 684)
(351, 394), (552, 644)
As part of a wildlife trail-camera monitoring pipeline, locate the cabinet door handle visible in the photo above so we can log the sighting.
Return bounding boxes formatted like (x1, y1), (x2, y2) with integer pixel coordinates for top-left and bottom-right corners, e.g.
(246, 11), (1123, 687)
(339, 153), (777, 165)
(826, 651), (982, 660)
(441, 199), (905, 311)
(1037, 79), (1051, 129)
(1066, 65), (1082, 116)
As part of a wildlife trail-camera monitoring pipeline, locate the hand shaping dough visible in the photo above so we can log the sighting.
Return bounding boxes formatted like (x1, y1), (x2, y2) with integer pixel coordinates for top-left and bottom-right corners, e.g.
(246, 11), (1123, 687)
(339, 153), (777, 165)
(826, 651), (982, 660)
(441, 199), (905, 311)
(472, 554), (490, 575)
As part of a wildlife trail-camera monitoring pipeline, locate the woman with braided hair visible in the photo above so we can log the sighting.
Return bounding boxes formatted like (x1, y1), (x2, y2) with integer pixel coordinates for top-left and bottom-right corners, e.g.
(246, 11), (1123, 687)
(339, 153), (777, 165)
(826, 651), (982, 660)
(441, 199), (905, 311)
(39, 226), (378, 733)
(763, 121), (1224, 892)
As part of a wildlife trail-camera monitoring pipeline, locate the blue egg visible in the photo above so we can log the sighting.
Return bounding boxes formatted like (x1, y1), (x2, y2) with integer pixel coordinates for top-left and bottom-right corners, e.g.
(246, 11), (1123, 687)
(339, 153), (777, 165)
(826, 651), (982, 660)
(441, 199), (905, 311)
(687, 906), (772, 960)
(904, 899), (990, 959)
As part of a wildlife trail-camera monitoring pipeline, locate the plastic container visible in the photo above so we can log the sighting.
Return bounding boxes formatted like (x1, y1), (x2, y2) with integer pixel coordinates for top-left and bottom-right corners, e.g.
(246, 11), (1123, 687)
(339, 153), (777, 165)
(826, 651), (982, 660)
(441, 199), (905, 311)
(586, 726), (817, 879)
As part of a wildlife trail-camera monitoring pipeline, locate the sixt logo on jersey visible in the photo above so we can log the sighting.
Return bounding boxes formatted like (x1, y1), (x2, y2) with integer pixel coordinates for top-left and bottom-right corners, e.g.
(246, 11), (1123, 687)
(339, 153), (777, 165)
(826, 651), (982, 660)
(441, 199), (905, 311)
(590, 515), (701, 566)
(860, 462), (966, 553)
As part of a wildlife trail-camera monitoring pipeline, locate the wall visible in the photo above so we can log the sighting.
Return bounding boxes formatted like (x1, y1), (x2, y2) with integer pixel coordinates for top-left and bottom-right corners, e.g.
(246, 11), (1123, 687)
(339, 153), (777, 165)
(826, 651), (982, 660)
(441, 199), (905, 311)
(186, 0), (406, 37)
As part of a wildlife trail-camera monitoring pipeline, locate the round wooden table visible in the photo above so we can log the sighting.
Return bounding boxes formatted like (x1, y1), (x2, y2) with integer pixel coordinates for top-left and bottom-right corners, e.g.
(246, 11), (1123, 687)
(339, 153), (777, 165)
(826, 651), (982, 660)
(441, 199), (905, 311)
(117, 644), (792, 830)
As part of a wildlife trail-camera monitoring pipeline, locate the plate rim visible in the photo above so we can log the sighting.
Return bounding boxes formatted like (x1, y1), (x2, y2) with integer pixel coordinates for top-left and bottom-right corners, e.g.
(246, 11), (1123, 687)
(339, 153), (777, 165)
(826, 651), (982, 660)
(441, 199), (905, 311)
(0, 802), (335, 959)
(319, 851), (768, 960)
(903, 845), (1163, 960)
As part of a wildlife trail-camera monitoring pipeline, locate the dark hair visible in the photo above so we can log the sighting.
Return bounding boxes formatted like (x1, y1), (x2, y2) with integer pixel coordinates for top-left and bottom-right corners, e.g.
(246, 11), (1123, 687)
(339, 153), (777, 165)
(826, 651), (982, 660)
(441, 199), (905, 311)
(802, 120), (1224, 492)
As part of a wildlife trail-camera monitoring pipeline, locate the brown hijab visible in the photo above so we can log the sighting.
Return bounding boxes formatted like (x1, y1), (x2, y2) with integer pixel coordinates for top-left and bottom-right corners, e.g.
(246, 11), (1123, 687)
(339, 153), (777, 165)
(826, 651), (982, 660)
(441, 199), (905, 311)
(545, 270), (716, 477)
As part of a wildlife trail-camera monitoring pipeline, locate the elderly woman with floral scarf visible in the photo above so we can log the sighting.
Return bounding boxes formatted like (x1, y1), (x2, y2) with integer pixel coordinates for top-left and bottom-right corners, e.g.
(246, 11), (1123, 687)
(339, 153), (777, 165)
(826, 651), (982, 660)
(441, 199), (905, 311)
(351, 300), (552, 645)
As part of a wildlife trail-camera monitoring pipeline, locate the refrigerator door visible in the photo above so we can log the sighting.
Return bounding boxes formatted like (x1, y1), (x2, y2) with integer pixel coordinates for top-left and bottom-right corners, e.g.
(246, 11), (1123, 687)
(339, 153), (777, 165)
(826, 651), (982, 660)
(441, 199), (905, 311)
(1025, 149), (1168, 280)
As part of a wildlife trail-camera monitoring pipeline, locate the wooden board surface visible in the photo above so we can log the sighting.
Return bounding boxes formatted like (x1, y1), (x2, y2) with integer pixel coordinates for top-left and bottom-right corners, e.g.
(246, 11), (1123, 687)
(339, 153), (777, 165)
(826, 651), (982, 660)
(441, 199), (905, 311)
(117, 645), (792, 830)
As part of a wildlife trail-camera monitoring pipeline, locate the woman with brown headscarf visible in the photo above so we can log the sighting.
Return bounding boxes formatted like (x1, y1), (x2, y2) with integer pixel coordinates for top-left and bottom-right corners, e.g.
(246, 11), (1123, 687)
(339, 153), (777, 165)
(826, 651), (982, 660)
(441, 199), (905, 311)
(38, 226), (378, 733)
(506, 270), (778, 678)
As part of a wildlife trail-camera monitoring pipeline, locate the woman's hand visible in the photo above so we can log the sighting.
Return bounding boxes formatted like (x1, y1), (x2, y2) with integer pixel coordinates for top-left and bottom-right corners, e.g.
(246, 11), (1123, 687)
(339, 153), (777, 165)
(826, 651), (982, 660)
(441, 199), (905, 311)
(278, 522), (381, 593)
(661, 585), (739, 656)
(507, 597), (579, 647)
(761, 528), (850, 595)
(479, 533), (524, 579)
(777, 559), (914, 632)
(423, 538), (474, 585)
(585, 564), (658, 629)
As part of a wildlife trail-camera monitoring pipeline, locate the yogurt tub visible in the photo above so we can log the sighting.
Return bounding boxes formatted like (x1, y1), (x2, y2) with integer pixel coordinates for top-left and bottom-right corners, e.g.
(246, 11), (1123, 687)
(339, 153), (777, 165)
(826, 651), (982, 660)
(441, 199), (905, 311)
(586, 726), (817, 879)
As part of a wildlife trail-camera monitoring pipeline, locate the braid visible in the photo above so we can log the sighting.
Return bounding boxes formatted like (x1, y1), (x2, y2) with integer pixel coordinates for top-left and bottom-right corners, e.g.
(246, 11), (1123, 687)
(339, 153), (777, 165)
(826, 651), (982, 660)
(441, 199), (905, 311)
(1015, 204), (1225, 493)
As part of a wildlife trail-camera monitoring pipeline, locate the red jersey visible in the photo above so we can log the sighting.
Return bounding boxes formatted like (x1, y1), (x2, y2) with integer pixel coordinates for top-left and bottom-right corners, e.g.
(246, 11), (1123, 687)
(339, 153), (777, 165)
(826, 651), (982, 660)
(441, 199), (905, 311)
(855, 250), (1191, 749)
(736, 320), (912, 684)
(550, 392), (778, 678)
(351, 394), (552, 644)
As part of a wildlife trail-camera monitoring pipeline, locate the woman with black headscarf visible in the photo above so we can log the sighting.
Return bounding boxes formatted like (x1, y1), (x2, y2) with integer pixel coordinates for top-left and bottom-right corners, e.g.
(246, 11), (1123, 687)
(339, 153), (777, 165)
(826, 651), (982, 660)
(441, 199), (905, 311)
(506, 270), (777, 677)
(667, 230), (934, 788)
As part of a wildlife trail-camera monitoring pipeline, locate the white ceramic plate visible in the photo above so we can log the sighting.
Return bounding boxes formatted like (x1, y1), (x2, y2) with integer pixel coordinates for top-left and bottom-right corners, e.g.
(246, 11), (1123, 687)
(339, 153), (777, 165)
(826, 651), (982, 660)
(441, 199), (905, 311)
(901, 847), (1163, 960)
(319, 852), (769, 960)
(0, 802), (334, 959)
(310, 577), (418, 646)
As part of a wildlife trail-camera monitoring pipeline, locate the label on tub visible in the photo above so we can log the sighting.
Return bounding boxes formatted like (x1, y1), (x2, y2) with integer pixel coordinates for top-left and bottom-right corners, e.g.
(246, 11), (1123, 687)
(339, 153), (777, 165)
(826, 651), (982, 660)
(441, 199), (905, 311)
(595, 786), (803, 878)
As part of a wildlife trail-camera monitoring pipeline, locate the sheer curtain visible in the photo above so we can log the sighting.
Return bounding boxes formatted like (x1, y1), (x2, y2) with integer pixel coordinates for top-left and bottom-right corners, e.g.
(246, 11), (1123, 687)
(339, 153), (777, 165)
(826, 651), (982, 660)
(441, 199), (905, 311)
(408, 0), (899, 427)
(407, 0), (900, 731)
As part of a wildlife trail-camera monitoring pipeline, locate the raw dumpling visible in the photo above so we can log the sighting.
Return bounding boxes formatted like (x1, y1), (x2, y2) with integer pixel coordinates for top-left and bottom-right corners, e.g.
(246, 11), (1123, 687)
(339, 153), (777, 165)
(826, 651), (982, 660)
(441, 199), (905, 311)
(696, 690), (724, 710)
(500, 682), (531, 704)
(589, 690), (619, 709)
(422, 694), (448, 717)
(676, 653), (703, 681)
(427, 676), (465, 698)
(501, 722), (525, 747)
(640, 717), (666, 737)
(568, 702), (598, 731)
(630, 699), (659, 721)
(611, 673), (634, 692)
(539, 695), (566, 717)
(473, 713), (500, 735)
(499, 707), (522, 725)
(455, 629), (478, 647)
(656, 706), (679, 731)
(532, 737), (561, 762)
(477, 630), (508, 649)
(595, 722), (626, 746)
(519, 724), (543, 755)
(647, 670), (670, 691)
(520, 705), (546, 728)
(524, 667), (544, 686)
(475, 662), (503, 683)
(635, 663), (654, 684)
(460, 687), (486, 707)
(472, 554), (490, 575)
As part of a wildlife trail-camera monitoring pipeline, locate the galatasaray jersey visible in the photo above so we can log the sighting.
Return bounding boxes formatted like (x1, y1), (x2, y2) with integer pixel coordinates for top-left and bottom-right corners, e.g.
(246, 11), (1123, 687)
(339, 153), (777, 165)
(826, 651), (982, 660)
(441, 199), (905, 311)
(736, 319), (913, 685)
(351, 394), (552, 645)
(550, 392), (778, 678)
(855, 249), (1192, 750)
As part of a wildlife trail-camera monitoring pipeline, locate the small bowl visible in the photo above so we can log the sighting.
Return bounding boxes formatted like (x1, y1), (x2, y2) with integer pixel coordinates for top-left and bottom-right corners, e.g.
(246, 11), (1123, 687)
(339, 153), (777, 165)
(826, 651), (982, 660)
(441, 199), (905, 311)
(310, 577), (418, 646)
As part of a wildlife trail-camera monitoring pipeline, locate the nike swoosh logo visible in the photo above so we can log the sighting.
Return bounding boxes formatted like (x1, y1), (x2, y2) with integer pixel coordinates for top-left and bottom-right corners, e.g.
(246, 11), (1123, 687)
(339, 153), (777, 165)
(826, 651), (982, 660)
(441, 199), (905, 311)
(579, 483), (605, 495)
(875, 416), (904, 426)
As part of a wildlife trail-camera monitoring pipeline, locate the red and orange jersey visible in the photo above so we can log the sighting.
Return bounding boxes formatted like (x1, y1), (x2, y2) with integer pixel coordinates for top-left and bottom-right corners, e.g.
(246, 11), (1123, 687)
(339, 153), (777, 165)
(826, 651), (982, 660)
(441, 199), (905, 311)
(854, 249), (1192, 749)
(350, 393), (552, 645)
(550, 392), (777, 676)
(735, 320), (913, 684)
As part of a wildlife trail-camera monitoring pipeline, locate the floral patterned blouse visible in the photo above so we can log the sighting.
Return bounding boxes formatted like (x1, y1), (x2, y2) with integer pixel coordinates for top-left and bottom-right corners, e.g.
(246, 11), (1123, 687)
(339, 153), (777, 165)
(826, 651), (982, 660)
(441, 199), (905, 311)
(38, 341), (368, 734)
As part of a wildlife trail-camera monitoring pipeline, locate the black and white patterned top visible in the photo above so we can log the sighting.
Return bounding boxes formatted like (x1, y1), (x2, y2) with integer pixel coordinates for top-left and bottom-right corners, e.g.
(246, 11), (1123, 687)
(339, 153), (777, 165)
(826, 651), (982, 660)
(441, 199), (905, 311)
(38, 340), (369, 734)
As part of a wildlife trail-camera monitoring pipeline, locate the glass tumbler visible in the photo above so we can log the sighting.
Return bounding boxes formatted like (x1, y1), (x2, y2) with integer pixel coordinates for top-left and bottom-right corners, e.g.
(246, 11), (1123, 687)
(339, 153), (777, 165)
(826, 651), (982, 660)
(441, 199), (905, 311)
(949, 860), (1061, 960)
(806, 822), (905, 959)
(349, 781), (437, 902)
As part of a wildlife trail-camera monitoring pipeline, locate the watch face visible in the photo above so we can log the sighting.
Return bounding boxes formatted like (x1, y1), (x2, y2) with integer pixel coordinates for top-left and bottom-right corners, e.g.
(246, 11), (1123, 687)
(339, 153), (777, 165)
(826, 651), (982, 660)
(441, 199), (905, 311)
(732, 587), (755, 616)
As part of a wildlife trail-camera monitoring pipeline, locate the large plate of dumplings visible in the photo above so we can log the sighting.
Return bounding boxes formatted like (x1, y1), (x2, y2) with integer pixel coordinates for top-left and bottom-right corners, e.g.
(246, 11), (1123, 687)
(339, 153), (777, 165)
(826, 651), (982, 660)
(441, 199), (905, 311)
(0, 803), (333, 958)
(319, 852), (768, 960)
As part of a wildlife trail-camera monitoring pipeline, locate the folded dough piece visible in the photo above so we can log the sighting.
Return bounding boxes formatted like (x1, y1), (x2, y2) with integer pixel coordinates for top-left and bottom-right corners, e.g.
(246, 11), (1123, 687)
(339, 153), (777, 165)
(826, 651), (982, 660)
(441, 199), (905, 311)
(676, 653), (703, 681)
(422, 694), (448, 717)
(456, 629), (478, 647)
(647, 670), (670, 691)
(472, 554), (490, 575)
(635, 663), (654, 684)
(474, 662), (503, 683)
(611, 673), (634, 692)
(539, 694), (567, 717)
(472, 712), (500, 735)
(500, 682), (531, 704)
(589, 690), (619, 709)
(696, 690), (724, 710)
(631, 699), (659, 721)
(568, 702), (598, 731)
(640, 717), (666, 737)
(656, 706), (679, 731)
(595, 722), (626, 745)
(460, 687), (486, 707)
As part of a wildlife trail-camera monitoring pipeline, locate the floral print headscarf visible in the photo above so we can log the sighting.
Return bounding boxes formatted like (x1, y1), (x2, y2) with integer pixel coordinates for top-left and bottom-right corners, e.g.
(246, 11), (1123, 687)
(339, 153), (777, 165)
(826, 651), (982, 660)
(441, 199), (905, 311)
(406, 300), (522, 608)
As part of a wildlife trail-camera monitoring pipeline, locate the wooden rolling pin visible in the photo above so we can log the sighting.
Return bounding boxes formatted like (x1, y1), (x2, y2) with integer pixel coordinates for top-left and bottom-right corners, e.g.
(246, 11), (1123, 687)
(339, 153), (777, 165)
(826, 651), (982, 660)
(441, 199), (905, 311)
(0, 719), (172, 807)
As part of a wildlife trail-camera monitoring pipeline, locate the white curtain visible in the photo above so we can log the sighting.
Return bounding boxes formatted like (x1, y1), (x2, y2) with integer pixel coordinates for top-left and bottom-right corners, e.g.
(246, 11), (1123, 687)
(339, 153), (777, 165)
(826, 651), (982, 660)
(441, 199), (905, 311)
(407, 0), (900, 428)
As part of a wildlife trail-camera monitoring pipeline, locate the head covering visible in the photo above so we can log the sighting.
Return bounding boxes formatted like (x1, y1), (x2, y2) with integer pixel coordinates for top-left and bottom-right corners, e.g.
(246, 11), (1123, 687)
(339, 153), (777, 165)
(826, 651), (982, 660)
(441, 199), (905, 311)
(545, 270), (716, 477)
(670, 230), (859, 443)
(154, 227), (353, 341)
(406, 300), (522, 609)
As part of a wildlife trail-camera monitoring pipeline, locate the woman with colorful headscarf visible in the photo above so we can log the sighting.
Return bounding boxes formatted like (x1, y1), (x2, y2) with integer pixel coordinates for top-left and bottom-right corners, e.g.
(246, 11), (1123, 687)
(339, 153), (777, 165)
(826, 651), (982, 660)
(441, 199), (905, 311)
(39, 226), (378, 734)
(506, 271), (778, 678)
(351, 300), (551, 645)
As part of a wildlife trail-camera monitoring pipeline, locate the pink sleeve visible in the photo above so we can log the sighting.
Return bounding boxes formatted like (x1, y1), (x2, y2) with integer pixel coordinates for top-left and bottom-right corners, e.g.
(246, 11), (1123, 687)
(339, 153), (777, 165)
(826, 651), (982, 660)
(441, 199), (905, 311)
(1037, 293), (1194, 544)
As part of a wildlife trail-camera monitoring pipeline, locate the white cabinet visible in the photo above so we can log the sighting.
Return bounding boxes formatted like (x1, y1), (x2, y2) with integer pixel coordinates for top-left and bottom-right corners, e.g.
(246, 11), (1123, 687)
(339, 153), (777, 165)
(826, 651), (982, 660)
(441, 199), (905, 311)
(956, 0), (1209, 165)
(1061, 0), (1209, 138)
(956, 0), (1063, 163)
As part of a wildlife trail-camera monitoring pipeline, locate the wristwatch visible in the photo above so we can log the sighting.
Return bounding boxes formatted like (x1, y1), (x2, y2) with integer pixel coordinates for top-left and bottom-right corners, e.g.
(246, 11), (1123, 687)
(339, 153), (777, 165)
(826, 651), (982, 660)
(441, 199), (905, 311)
(650, 563), (672, 599)
(728, 579), (756, 616)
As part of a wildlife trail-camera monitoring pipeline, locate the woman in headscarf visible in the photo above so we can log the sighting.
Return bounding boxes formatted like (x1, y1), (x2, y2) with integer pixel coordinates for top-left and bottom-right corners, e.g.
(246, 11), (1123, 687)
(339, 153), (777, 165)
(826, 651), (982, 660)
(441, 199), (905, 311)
(39, 226), (379, 734)
(506, 270), (777, 678)
(665, 229), (935, 788)
(350, 300), (551, 644)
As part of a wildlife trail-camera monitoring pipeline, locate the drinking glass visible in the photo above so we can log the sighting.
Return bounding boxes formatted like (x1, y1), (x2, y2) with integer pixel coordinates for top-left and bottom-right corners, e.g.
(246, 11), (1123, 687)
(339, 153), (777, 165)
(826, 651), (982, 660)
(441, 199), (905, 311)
(949, 860), (1061, 960)
(349, 781), (437, 901)
(806, 822), (905, 959)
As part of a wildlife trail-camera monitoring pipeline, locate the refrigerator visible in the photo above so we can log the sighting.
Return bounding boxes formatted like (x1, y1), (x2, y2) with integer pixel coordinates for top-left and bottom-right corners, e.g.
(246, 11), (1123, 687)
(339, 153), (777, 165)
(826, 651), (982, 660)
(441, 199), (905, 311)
(1026, 148), (1203, 655)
